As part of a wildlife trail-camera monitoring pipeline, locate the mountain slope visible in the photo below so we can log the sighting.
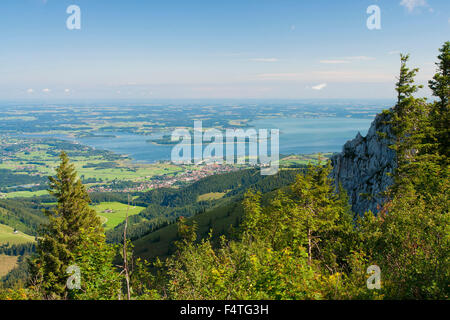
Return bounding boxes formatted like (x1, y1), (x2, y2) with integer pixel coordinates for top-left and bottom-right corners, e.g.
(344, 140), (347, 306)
(132, 168), (303, 259)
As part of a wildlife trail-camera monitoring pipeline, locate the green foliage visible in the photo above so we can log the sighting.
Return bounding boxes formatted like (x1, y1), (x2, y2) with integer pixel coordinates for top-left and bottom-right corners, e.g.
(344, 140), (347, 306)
(67, 229), (122, 300)
(359, 45), (450, 299)
(165, 228), (323, 300)
(395, 53), (423, 110)
(429, 42), (450, 109)
(0, 287), (41, 300)
(289, 162), (345, 263)
(28, 151), (104, 299)
(162, 44), (449, 300)
(23, 152), (159, 300)
(129, 169), (302, 259)
(108, 168), (301, 243)
(164, 163), (373, 300)
(128, 256), (160, 300)
(428, 41), (450, 160)
(3, 42), (449, 301)
(375, 186), (448, 299)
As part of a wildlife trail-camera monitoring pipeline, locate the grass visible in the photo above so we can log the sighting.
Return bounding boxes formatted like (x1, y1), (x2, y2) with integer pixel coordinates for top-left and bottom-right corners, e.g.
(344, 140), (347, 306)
(2, 190), (49, 199)
(91, 202), (146, 230)
(280, 153), (333, 167)
(197, 192), (226, 202)
(0, 224), (35, 245)
(0, 255), (18, 278)
(73, 161), (183, 181)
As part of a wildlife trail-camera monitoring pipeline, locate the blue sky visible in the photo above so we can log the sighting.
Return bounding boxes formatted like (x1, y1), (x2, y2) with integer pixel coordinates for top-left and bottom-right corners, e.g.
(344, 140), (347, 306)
(0, 0), (449, 100)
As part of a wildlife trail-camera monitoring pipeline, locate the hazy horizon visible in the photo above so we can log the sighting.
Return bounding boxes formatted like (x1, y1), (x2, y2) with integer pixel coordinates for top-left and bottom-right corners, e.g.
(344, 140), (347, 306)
(1, 0), (449, 100)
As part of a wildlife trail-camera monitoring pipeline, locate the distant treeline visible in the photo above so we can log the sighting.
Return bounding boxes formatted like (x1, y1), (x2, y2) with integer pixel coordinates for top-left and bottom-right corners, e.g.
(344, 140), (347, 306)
(89, 192), (130, 204)
(82, 162), (120, 169)
(0, 169), (47, 189)
(0, 243), (35, 256)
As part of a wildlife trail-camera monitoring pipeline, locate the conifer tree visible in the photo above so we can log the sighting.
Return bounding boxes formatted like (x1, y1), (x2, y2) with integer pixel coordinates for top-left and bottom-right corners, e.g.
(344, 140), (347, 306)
(367, 44), (450, 299)
(395, 54), (422, 112)
(290, 162), (343, 264)
(29, 152), (103, 299)
(428, 41), (449, 159)
(392, 54), (423, 145)
(389, 54), (429, 193)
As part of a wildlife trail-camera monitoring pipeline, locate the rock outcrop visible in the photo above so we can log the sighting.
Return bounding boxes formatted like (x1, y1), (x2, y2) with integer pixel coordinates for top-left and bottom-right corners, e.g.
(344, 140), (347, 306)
(331, 112), (396, 215)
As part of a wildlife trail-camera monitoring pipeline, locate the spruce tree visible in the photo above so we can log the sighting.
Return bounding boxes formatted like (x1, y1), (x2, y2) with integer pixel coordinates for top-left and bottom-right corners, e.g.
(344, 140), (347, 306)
(368, 43), (450, 299)
(428, 41), (449, 159)
(389, 54), (428, 193)
(29, 152), (103, 299)
(395, 54), (422, 112)
(290, 162), (343, 264)
(392, 54), (423, 143)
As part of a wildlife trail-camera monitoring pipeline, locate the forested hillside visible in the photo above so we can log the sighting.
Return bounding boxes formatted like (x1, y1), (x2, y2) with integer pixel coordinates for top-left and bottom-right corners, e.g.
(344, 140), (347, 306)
(132, 169), (303, 260)
(0, 199), (48, 236)
(0, 42), (448, 300)
(107, 168), (304, 243)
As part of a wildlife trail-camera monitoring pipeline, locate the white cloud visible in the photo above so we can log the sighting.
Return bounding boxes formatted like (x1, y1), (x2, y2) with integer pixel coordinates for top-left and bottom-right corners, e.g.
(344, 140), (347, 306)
(26, 88), (34, 94)
(400, 0), (429, 12)
(64, 89), (71, 93)
(320, 56), (375, 64)
(312, 83), (327, 90)
(345, 56), (376, 61)
(320, 60), (350, 64)
(250, 58), (279, 62)
(42, 88), (50, 93)
(388, 50), (401, 55)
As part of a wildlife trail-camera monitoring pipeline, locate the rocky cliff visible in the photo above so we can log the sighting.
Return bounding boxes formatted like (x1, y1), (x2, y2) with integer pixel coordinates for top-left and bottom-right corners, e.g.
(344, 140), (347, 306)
(331, 111), (396, 215)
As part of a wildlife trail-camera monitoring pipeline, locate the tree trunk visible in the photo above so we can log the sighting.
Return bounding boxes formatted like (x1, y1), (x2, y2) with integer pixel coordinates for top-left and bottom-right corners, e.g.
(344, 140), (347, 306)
(308, 228), (312, 264)
(123, 195), (131, 300)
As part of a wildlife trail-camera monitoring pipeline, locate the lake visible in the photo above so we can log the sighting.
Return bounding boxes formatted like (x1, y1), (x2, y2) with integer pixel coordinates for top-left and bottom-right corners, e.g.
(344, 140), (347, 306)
(71, 116), (374, 163)
(249, 117), (373, 155)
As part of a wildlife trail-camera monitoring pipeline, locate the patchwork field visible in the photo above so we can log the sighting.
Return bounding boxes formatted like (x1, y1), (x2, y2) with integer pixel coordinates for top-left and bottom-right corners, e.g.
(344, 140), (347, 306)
(92, 202), (146, 230)
(0, 137), (185, 199)
(0, 158), (182, 183)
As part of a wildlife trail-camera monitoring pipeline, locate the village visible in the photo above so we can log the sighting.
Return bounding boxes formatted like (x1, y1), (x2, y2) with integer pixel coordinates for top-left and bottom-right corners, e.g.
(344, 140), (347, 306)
(86, 163), (240, 193)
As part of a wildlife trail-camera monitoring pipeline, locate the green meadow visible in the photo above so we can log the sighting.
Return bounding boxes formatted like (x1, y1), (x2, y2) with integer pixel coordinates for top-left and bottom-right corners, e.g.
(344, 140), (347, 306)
(279, 153), (333, 167)
(197, 192), (226, 202)
(91, 202), (145, 230)
(0, 224), (35, 245)
(3, 190), (49, 199)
